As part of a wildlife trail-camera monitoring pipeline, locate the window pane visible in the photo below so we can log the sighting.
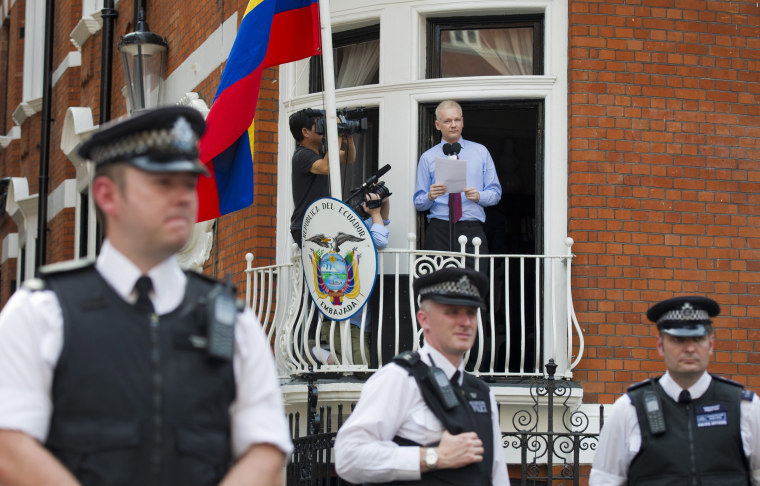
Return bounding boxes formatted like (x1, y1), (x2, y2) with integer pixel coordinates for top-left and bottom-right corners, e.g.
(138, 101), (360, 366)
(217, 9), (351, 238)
(335, 39), (380, 89)
(340, 108), (379, 201)
(440, 27), (533, 77)
(310, 26), (380, 93)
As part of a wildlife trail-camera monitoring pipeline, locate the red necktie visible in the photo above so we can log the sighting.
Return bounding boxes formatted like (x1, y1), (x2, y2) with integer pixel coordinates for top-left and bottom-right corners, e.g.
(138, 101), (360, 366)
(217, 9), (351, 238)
(448, 152), (462, 223)
(449, 193), (462, 223)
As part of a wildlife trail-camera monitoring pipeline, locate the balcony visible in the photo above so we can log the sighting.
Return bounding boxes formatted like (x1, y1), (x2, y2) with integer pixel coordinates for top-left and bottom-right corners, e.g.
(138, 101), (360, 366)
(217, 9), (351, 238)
(245, 234), (584, 381)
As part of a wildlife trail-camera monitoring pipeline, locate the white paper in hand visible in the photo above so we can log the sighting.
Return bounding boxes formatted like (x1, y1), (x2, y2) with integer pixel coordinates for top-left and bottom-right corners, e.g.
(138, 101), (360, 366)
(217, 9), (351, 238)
(434, 156), (467, 193)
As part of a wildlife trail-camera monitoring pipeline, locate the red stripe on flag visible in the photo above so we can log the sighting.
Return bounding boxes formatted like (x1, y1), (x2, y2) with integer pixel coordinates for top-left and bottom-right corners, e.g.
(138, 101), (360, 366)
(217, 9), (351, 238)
(199, 67), (264, 164)
(263, 3), (321, 68)
(197, 161), (221, 221)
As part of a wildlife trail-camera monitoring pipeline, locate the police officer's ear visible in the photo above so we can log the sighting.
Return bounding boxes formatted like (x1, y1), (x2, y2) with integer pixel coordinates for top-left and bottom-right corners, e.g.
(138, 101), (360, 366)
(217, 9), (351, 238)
(92, 172), (123, 221)
(416, 301), (432, 334)
(655, 333), (665, 358)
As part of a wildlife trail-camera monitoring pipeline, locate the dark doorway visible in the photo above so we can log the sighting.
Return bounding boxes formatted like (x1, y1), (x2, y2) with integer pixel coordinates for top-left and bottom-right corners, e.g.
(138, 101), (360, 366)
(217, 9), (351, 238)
(416, 100), (544, 374)
(417, 100), (543, 254)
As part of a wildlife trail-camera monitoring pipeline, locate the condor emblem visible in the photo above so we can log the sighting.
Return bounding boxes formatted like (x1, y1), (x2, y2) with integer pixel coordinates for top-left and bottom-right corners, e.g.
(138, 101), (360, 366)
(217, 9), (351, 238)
(301, 198), (378, 320)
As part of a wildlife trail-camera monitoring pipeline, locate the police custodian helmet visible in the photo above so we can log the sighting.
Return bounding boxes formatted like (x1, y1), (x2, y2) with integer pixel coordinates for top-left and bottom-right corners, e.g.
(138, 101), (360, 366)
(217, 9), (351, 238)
(78, 106), (209, 176)
(646, 296), (720, 337)
(413, 267), (488, 308)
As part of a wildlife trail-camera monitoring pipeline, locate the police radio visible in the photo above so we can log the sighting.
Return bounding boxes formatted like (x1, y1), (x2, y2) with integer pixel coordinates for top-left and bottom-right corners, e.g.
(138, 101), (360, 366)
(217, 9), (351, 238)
(643, 391), (666, 435)
(428, 367), (460, 410)
(205, 280), (238, 361)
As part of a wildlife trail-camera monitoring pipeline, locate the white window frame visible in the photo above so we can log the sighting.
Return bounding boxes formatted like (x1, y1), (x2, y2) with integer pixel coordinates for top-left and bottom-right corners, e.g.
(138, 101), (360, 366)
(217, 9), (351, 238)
(82, 0), (103, 17)
(278, 0), (570, 373)
(22, 0), (44, 104)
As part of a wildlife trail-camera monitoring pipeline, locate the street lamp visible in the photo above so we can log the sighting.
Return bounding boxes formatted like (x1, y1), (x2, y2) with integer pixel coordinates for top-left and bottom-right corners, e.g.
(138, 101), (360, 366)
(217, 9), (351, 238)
(118, 10), (168, 112)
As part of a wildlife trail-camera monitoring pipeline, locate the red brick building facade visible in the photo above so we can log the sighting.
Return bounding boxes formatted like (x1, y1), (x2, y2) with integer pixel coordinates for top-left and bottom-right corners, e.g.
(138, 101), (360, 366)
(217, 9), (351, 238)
(0, 0), (757, 429)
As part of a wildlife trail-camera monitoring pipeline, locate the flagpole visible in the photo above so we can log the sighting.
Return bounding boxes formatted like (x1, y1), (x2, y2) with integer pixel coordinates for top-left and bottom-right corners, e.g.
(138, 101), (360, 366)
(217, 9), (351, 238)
(318, 0), (342, 199)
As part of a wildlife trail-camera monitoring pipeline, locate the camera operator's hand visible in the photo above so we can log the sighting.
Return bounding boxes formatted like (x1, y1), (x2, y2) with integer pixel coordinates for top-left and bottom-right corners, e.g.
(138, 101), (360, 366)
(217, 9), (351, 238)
(427, 183), (447, 201)
(339, 133), (356, 165)
(363, 194), (383, 225)
(380, 196), (390, 221)
(464, 187), (480, 203)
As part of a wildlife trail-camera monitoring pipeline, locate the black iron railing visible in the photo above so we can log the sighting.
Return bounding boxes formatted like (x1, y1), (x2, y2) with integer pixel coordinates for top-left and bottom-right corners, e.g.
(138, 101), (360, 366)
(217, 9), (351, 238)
(501, 359), (602, 485)
(287, 362), (602, 485)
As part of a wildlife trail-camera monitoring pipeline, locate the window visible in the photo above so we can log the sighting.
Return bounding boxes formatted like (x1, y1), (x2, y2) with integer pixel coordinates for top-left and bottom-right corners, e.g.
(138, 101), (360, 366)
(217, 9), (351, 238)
(309, 25), (380, 93)
(18, 245), (25, 283)
(22, 0), (45, 103)
(338, 108), (380, 204)
(82, 0), (104, 17)
(427, 15), (543, 78)
(78, 190), (88, 258)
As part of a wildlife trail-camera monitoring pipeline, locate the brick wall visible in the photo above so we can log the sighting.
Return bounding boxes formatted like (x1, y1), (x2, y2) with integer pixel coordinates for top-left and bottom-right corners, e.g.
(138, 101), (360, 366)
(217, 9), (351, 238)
(568, 0), (760, 404)
(203, 66), (281, 295)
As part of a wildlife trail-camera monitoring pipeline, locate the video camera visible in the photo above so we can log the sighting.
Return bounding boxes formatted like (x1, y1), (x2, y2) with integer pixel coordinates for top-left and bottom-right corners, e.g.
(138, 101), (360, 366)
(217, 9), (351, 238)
(344, 164), (392, 220)
(314, 107), (368, 136)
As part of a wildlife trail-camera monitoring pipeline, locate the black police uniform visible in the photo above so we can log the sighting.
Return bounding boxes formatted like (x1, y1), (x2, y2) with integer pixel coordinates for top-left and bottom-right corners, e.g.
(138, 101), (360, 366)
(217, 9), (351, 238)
(597, 296), (755, 486)
(41, 106), (235, 485)
(627, 376), (750, 485)
(43, 263), (235, 486)
(335, 267), (507, 485)
(388, 350), (495, 486)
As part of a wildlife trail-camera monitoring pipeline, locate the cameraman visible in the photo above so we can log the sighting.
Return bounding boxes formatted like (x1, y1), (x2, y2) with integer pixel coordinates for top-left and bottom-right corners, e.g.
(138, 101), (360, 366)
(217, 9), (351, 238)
(289, 108), (356, 247)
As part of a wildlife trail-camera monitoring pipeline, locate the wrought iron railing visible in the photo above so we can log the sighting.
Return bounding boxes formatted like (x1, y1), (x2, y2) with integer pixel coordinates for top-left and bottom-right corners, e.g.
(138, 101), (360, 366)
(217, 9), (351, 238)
(502, 359), (601, 484)
(246, 235), (584, 380)
(286, 363), (601, 485)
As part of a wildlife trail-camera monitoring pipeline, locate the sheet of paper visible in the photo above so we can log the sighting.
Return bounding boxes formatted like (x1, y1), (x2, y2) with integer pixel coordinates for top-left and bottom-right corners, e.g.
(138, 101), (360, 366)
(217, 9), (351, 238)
(434, 156), (467, 193)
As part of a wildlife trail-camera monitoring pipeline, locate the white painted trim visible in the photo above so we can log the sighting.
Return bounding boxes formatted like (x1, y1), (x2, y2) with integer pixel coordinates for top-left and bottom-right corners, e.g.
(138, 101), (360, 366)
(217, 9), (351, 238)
(278, 0), (569, 265)
(81, 0), (103, 18)
(47, 179), (77, 223)
(164, 13), (238, 104)
(1, 0), (17, 27)
(6, 178), (38, 280)
(60, 106), (97, 170)
(52, 51), (82, 87)
(2, 234), (18, 263)
(0, 126), (21, 149)
(175, 94), (215, 272)
(60, 107), (97, 260)
(69, 11), (103, 51)
(279, 0), (570, 374)
(22, 0), (45, 103)
(12, 98), (43, 126)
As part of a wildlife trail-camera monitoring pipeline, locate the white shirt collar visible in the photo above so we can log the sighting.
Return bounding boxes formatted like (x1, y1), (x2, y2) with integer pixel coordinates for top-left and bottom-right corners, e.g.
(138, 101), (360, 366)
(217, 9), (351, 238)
(95, 240), (187, 315)
(419, 344), (466, 385)
(660, 371), (711, 402)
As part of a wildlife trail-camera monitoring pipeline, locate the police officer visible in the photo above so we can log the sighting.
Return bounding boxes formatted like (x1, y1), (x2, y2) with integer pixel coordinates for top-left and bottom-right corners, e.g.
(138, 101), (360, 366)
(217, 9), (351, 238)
(335, 267), (510, 485)
(0, 107), (292, 485)
(590, 296), (760, 485)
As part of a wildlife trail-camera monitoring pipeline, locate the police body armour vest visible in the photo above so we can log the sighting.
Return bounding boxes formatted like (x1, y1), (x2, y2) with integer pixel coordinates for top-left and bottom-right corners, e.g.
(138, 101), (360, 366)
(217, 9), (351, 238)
(43, 264), (236, 486)
(374, 351), (494, 486)
(627, 376), (750, 486)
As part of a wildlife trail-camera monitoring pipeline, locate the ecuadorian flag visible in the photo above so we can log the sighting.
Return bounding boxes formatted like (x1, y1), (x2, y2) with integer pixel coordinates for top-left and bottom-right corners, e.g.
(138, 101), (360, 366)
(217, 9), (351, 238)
(197, 0), (321, 221)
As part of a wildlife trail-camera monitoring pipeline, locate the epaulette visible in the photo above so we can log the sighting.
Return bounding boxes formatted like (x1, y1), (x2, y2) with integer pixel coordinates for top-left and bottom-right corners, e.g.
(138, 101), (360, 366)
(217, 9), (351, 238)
(392, 350), (421, 367)
(741, 389), (755, 402)
(711, 374), (744, 389)
(23, 258), (96, 291)
(39, 258), (95, 276)
(21, 277), (47, 291)
(627, 377), (659, 392)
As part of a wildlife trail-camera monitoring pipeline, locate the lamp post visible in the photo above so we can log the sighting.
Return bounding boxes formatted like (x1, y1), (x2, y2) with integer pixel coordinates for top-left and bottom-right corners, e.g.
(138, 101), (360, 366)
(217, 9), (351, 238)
(118, 9), (167, 112)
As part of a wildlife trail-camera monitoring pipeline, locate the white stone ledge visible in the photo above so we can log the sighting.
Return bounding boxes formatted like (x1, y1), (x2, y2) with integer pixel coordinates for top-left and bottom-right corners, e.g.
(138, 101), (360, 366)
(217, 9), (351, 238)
(69, 11), (103, 51)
